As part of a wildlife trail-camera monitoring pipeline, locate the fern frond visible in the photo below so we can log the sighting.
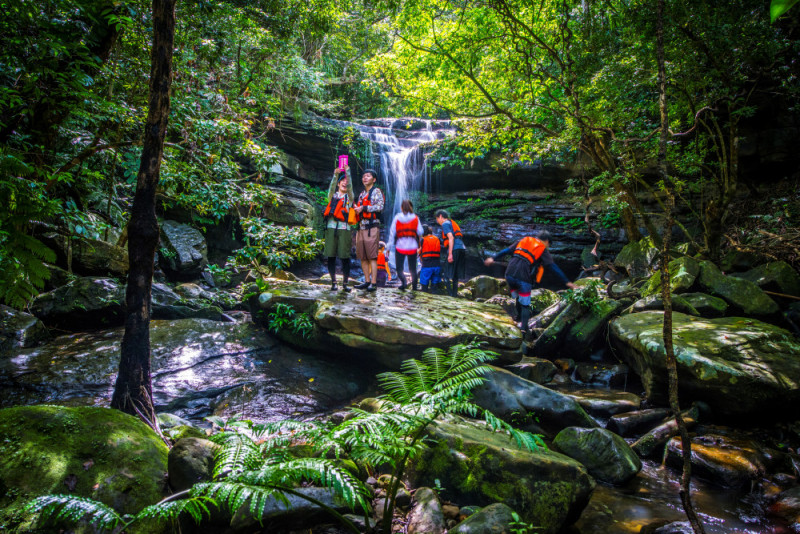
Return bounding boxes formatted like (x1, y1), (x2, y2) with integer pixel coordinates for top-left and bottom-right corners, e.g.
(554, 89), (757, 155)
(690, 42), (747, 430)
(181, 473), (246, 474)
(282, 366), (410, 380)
(25, 494), (121, 531)
(135, 496), (212, 525)
(212, 433), (262, 478)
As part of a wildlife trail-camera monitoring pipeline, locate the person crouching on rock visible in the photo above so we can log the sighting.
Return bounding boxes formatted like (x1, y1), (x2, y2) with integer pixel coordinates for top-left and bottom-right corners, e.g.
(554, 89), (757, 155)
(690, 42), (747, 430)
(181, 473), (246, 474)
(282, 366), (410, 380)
(418, 225), (442, 292)
(322, 165), (354, 292)
(484, 231), (577, 335)
(353, 169), (384, 292)
(388, 199), (423, 291)
(377, 241), (392, 287)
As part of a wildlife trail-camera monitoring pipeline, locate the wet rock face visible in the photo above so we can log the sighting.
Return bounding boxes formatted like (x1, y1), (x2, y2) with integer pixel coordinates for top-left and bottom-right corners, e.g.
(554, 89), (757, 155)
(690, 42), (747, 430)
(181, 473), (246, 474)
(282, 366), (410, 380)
(0, 305), (49, 353)
(252, 279), (523, 367)
(0, 405), (168, 529)
(730, 260), (800, 297)
(609, 311), (800, 419)
(410, 419), (595, 533)
(0, 319), (370, 423)
(697, 260), (779, 317)
(159, 220), (208, 279)
(553, 427), (642, 485)
(40, 232), (128, 277)
(448, 503), (517, 534)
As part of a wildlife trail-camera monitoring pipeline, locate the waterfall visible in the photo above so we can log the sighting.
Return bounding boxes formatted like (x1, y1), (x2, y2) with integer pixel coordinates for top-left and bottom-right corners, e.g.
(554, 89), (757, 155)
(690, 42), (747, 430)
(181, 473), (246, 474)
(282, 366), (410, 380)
(325, 118), (453, 223)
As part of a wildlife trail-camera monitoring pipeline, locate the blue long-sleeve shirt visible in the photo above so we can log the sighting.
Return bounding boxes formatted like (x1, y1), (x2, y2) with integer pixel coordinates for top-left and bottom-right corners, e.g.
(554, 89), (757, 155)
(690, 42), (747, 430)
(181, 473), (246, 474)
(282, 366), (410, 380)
(492, 244), (571, 286)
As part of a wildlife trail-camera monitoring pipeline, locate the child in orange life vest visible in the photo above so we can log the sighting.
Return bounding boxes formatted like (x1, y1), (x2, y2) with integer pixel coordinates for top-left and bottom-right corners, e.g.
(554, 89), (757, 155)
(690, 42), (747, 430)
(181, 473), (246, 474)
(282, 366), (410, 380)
(418, 226), (441, 292)
(484, 231), (577, 336)
(322, 165), (354, 292)
(376, 242), (392, 287)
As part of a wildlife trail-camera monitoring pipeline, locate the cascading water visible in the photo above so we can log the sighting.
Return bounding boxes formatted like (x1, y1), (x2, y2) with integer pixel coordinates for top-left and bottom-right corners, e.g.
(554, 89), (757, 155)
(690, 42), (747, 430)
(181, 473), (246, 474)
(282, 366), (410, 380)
(325, 118), (454, 223)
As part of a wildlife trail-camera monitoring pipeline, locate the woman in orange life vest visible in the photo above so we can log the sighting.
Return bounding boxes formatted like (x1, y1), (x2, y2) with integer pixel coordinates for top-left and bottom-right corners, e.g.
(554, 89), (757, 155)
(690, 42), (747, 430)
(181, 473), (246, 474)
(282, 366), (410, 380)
(322, 165), (355, 292)
(418, 225), (442, 292)
(484, 231), (577, 336)
(376, 241), (392, 287)
(388, 199), (424, 290)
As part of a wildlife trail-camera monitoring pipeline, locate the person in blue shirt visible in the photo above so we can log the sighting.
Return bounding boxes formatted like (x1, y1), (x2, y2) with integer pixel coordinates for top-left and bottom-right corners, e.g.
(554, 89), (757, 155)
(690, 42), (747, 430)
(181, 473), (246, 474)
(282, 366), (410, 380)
(435, 209), (466, 297)
(484, 231), (577, 335)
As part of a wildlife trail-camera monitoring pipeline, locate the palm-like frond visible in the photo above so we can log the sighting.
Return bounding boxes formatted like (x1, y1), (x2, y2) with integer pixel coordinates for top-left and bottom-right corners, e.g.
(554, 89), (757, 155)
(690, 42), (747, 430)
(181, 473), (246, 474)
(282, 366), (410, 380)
(25, 494), (121, 531)
(136, 496), (213, 525)
(211, 432), (263, 478)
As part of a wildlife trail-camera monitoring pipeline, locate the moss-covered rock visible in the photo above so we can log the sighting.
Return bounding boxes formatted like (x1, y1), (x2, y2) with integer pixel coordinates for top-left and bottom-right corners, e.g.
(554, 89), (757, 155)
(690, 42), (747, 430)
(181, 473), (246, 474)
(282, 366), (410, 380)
(158, 220), (208, 279)
(168, 437), (218, 492)
(641, 256), (700, 297)
(553, 427), (642, 485)
(448, 503), (516, 534)
(628, 294), (700, 316)
(252, 279), (523, 367)
(0, 405), (168, 531)
(464, 276), (507, 300)
(697, 261), (779, 316)
(614, 236), (659, 279)
(679, 293), (728, 318)
(731, 261), (800, 297)
(609, 311), (800, 418)
(410, 420), (595, 533)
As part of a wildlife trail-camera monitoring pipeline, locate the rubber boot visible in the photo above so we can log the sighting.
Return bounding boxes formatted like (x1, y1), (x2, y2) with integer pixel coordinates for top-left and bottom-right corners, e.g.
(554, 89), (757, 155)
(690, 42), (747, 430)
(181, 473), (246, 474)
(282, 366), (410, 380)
(327, 257), (337, 291)
(520, 305), (532, 336)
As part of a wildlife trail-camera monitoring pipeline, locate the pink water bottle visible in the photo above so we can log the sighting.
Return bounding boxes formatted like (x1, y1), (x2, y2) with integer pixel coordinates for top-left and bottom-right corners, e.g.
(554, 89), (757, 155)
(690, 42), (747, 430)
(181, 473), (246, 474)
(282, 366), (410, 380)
(338, 155), (348, 171)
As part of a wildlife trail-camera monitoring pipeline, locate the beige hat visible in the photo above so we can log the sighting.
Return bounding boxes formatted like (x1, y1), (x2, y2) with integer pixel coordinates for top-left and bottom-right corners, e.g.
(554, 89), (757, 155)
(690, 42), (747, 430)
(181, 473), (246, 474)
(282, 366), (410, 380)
(379, 241), (386, 248)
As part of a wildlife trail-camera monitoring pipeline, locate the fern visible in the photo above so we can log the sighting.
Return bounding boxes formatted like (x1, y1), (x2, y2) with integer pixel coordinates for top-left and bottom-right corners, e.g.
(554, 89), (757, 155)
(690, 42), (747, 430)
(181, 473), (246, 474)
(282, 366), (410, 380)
(25, 494), (121, 531)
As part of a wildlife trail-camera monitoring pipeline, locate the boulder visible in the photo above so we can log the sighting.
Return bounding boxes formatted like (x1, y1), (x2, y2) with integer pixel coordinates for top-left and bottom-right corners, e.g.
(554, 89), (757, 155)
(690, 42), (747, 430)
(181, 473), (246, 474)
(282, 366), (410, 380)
(41, 232), (128, 277)
(531, 298), (627, 359)
(614, 236), (659, 279)
(159, 220), (208, 278)
(448, 503), (516, 534)
(768, 487), (800, 530)
(731, 261), (800, 297)
(252, 280), (523, 367)
(631, 405), (699, 457)
(411, 420), (595, 533)
(606, 408), (671, 437)
(229, 486), (358, 531)
(557, 388), (641, 418)
(258, 175), (323, 229)
(168, 437), (219, 492)
(0, 305), (49, 353)
(507, 357), (558, 384)
(628, 294), (700, 316)
(553, 427), (642, 484)
(679, 293), (728, 318)
(573, 363), (630, 388)
(697, 260), (778, 316)
(610, 311), (800, 418)
(465, 275), (507, 300)
(0, 406), (168, 530)
(472, 366), (599, 434)
(640, 256), (700, 297)
(407, 487), (445, 534)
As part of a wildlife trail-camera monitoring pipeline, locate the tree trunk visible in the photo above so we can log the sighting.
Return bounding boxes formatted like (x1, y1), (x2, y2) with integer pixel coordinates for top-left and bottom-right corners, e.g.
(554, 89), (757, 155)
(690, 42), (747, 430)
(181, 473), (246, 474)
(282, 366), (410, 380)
(110, 0), (176, 427)
(657, 1), (705, 532)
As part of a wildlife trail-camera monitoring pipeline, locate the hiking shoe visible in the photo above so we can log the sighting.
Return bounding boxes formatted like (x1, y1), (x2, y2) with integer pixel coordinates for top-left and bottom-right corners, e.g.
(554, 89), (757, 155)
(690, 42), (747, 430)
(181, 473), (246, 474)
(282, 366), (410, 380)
(341, 285), (351, 293)
(354, 281), (370, 289)
(366, 283), (377, 292)
(330, 283), (338, 291)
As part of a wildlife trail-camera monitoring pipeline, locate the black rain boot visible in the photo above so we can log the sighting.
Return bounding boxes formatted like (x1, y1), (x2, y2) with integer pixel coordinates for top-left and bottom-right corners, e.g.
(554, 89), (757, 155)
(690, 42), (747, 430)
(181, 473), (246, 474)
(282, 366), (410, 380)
(514, 299), (522, 322)
(520, 305), (532, 337)
(341, 259), (352, 292)
(327, 257), (337, 291)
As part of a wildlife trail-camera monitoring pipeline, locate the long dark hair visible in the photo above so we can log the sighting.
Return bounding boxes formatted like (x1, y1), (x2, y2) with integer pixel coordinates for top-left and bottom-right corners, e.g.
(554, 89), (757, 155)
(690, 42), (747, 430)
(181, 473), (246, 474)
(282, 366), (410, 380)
(401, 199), (414, 214)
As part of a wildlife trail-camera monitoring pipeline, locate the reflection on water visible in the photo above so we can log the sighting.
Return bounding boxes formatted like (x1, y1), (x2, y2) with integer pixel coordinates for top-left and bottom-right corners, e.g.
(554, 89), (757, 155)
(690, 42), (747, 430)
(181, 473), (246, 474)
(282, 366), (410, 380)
(573, 461), (786, 533)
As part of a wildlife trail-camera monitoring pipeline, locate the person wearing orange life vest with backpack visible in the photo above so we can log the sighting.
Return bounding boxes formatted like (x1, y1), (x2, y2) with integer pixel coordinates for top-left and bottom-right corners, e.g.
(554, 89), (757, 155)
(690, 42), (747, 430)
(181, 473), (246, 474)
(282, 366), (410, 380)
(322, 165), (355, 292)
(435, 209), (466, 297)
(376, 242), (392, 287)
(484, 231), (577, 336)
(418, 225), (441, 292)
(388, 199), (423, 290)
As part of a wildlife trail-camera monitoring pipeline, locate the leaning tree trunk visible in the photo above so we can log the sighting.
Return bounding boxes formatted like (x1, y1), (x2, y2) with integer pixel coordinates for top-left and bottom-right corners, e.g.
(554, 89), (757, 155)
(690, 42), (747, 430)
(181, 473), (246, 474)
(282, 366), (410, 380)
(110, 0), (176, 427)
(656, 1), (705, 532)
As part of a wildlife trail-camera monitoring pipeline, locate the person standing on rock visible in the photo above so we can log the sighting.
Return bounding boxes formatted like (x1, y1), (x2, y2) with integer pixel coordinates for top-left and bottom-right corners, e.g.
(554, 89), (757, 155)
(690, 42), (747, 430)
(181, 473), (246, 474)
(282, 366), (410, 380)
(353, 168), (384, 292)
(418, 225), (442, 292)
(388, 199), (423, 291)
(436, 210), (466, 297)
(322, 165), (354, 292)
(484, 231), (578, 335)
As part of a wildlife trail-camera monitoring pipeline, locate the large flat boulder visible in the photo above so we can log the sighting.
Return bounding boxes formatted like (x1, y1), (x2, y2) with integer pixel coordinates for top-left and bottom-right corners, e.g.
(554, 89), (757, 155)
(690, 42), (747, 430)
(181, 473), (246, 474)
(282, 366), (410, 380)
(697, 260), (779, 316)
(410, 420), (595, 533)
(252, 280), (522, 367)
(609, 311), (800, 418)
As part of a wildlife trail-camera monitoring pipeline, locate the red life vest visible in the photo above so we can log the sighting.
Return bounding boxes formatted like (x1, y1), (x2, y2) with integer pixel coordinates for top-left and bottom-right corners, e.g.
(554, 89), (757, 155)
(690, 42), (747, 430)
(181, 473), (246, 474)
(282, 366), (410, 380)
(377, 251), (388, 268)
(421, 235), (441, 259)
(323, 195), (348, 222)
(441, 219), (463, 249)
(356, 187), (382, 223)
(395, 215), (420, 241)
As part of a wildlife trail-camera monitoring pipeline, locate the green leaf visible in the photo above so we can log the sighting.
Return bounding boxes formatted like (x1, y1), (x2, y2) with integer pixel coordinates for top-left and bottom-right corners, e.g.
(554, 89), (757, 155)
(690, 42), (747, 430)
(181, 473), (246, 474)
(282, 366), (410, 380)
(771, 0), (800, 22)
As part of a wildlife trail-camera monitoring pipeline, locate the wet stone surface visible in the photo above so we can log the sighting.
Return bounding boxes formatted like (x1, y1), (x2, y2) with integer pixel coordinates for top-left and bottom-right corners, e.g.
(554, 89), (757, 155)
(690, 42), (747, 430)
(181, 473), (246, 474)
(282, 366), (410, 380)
(0, 318), (371, 423)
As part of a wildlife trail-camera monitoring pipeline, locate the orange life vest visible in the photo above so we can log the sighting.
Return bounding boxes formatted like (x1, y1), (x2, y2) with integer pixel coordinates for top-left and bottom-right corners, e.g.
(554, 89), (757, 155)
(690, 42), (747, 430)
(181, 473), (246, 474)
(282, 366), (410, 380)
(395, 216), (420, 241)
(322, 195), (348, 222)
(514, 236), (547, 265)
(440, 219), (463, 249)
(356, 187), (382, 223)
(420, 235), (441, 259)
(377, 251), (388, 268)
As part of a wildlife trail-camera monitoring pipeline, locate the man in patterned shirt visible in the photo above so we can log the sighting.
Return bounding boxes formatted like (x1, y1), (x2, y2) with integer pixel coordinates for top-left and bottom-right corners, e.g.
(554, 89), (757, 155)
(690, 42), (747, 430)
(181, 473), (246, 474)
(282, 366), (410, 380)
(353, 168), (384, 292)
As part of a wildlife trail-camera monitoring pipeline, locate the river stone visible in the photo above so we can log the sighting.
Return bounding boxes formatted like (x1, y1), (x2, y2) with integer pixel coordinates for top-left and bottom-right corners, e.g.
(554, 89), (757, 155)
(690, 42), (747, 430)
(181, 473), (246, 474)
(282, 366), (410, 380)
(0, 305), (49, 353)
(556, 388), (641, 418)
(574, 363), (630, 388)
(411, 420), (595, 533)
(553, 427), (642, 484)
(631, 405), (700, 457)
(0, 319), (369, 423)
(229, 486), (357, 531)
(41, 231), (128, 277)
(531, 298), (627, 359)
(168, 437), (219, 492)
(609, 311), (800, 418)
(606, 408), (671, 437)
(448, 503), (516, 534)
(679, 292), (728, 318)
(614, 236), (659, 279)
(472, 366), (598, 434)
(627, 294), (701, 316)
(697, 260), (778, 316)
(0, 405), (168, 530)
(507, 357), (558, 384)
(665, 432), (777, 488)
(730, 261), (800, 297)
(252, 279), (522, 367)
(159, 219), (208, 278)
(407, 487), (445, 534)
(769, 487), (800, 529)
(640, 256), (700, 297)
(465, 275), (507, 300)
